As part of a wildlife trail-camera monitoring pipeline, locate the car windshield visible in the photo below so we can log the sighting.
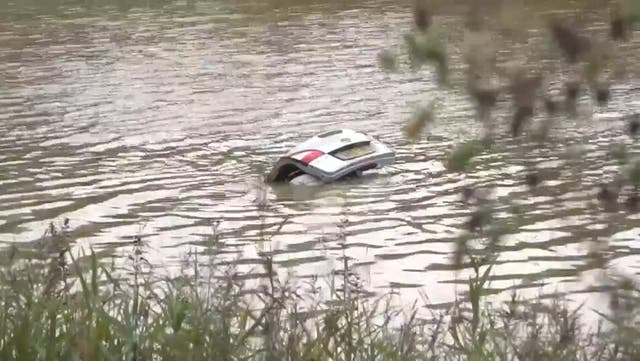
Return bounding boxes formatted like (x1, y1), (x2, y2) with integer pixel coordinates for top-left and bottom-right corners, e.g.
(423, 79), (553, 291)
(331, 142), (375, 160)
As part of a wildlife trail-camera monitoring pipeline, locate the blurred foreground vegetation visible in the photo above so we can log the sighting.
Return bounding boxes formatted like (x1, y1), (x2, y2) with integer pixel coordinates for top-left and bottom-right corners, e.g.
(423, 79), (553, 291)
(2, 220), (640, 361)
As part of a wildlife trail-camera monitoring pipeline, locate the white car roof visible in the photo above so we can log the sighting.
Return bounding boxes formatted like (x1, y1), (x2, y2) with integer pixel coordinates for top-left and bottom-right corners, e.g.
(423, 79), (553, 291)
(286, 129), (370, 155)
(266, 128), (395, 183)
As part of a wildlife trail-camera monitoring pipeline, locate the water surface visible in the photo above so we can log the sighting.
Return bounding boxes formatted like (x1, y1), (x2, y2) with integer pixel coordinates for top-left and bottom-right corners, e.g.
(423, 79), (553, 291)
(1, 0), (639, 312)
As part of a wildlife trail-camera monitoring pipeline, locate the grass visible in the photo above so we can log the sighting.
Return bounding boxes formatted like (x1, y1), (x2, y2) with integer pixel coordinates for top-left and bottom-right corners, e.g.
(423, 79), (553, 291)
(1, 220), (640, 361)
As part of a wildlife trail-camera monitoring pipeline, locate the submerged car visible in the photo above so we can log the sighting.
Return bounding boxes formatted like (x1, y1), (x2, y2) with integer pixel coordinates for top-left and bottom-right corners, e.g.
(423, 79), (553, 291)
(265, 128), (395, 185)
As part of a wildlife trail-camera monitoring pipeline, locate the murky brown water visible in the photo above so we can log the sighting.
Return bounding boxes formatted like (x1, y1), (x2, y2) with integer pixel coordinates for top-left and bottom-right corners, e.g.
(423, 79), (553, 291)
(1, 0), (639, 311)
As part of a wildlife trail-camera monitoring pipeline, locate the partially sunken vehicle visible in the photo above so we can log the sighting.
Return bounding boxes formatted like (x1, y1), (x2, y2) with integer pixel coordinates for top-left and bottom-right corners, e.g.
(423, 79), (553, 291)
(265, 128), (395, 185)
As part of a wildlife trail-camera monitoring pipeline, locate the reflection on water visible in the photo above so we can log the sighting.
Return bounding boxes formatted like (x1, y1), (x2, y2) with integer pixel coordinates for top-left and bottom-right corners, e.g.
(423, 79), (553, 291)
(0, 0), (639, 312)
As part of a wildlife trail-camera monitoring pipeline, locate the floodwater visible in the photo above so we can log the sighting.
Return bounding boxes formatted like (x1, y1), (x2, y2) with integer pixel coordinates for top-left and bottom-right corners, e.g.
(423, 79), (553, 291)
(1, 0), (639, 311)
